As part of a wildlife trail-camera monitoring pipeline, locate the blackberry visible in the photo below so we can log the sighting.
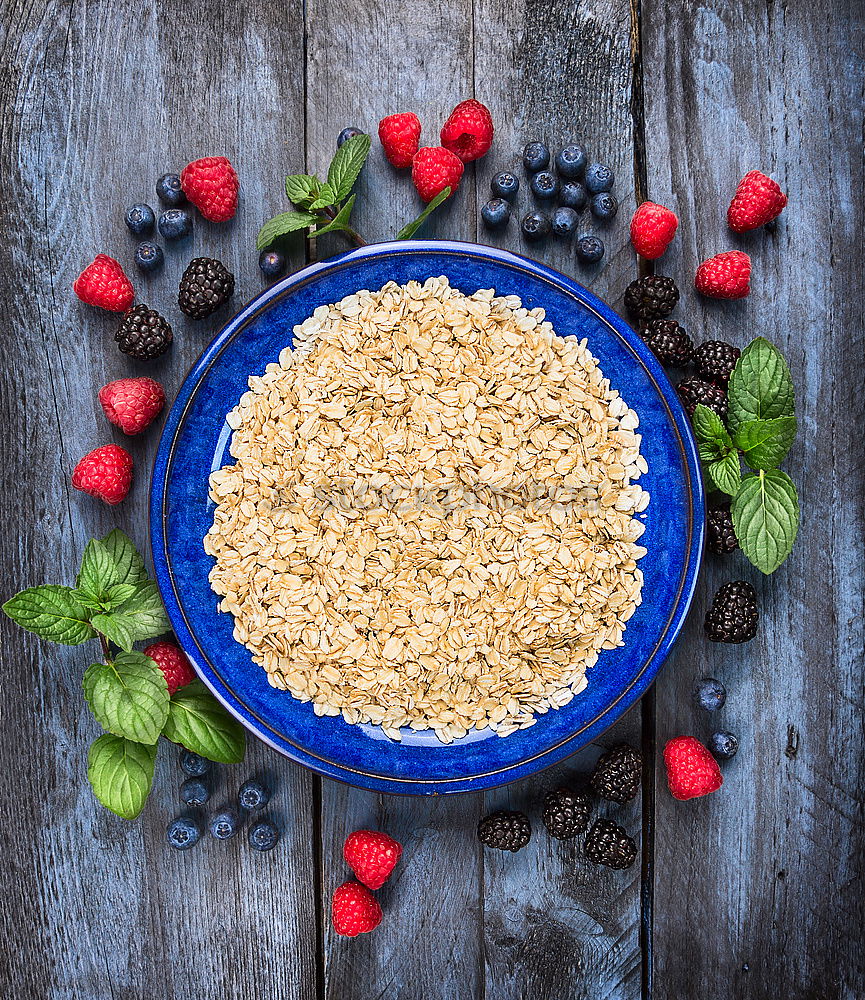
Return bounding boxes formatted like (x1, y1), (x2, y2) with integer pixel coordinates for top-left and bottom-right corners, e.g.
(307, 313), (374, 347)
(178, 257), (235, 319)
(677, 377), (728, 420)
(640, 318), (693, 367)
(477, 810), (531, 852)
(624, 275), (679, 321)
(542, 787), (591, 839)
(709, 731), (739, 760)
(584, 818), (637, 870)
(694, 340), (741, 384)
(704, 581), (759, 644)
(707, 503), (739, 554)
(589, 744), (642, 803)
(115, 304), (173, 360)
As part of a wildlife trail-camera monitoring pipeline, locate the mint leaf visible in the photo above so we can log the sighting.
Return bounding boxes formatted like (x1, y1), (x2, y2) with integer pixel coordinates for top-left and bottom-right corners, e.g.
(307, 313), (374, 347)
(733, 415), (797, 470)
(87, 734), (156, 820)
(732, 468), (800, 574)
(692, 404), (733, 462)
(257, 211), (319, 251)
(103, 583), (138, 608)
(91, 612), (138, 652)
(162, 681), (245, 763)
(327, 132), (371, 203)
(313, 195), (356, 238)
(284, 174), (321, 208)
(396, 186), (452, 239)
(727, 338), (794, 434)
(100, 529), (147, 588)
(707, 450), (743, 496)
(76, 538), (120, 601)
(3, 586), (96, 645)
(92, 581), (170, 651)
(308, 183), (336, 210)
(83, 652), (169, 745)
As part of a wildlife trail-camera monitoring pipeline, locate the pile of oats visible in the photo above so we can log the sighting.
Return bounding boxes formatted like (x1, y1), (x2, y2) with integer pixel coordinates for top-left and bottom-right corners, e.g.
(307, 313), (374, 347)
(204, 277), (648, 743)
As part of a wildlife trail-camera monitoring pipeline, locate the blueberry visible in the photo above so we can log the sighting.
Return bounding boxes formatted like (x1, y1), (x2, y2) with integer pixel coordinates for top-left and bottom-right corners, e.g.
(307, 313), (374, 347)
(481, 198), (511, 229)
(124, 203), (155, 237)
(180, 777), (210, 807)
(521, 211), (551, 242)
(559, 182), (587, 211)
(555, 145), (587, 179)
(551, 206), (579, 237)
(337, 127), (364, 148)
(590, 192), (618, 222)
(180, 750), (211, 777)
(259, 249), (286, 279)
(238, 779), (270, 812)
(491, 171), (520, 200)
(158, 208), (192, 240)
(585, 163), (614, 194)
(134, 241), (164, 272)
(709, 731), (739, 760)
(248, 820), (280, 852)
(695, 677), (727, 712)
(156, 173), (186, 206)
(530, 170), (559, 200)
(575, 234), (605, 264)
(167, 816), (201, 850)
(210, 807), (241, 840)
(522, 141), (550, 173)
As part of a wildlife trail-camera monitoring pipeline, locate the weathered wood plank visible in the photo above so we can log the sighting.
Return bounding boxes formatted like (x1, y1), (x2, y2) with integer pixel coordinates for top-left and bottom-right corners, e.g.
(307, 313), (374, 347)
(642, 0), (865, 996)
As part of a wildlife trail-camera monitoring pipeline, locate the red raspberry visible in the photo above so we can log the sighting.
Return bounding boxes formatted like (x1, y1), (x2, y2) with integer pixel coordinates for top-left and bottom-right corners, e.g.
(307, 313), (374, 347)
(727, 170), (787, 233)
(695, 250), (751, 299)
(143, 641), (196, 696)
(71, 444), (132, 505)
(331, 881), (382, 937)
(663, 736), (723, 800)
(630, 202), (679, 260)
(343, 829), (402, 890)
(378, 112), (422, 168)
(440, 99), (494, 162)
(180, 156), (239, 222)
(411, 146), (464, 203)
(73, 255), (134, 312)
(98, 377), (166, 435)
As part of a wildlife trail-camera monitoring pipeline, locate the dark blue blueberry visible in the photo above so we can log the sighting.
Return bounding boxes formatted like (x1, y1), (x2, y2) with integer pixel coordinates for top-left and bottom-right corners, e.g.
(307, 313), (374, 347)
(709, 731), (739, 760)
(481, 198), (511, 229)
(521, 211), (551, 242)
(491, 171), (520, 200)
(156, 173), (186, 206)
(555, 145), (587, 179)
(248, 820), (280, 852)
(259, 249), (286, 279)
(559, 182), (587, 211)
(530, 170), (559, 200)
(124, 203), (155, 237)
(575, 233), (605, 264)
(134, 241), (164, 272)
(167, 816), (201, 850)
(590, 192), (618, 222)
(337, 127), (364, 148)
(522, 141), (550, 173)
(585, 163), (614, 194)
(158, 208), (192, 240)
(179, 750), (211, 777)
(695, 677), (727, 712)
(180, 777), (210, 807)
(551, 206), (579, 237)
(210, 808), (241, 840)
(238, 779), (270, 812)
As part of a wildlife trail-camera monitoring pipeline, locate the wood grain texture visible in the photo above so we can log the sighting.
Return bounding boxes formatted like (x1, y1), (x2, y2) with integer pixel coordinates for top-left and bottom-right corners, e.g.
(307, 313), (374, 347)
(642, 1), (865, 997)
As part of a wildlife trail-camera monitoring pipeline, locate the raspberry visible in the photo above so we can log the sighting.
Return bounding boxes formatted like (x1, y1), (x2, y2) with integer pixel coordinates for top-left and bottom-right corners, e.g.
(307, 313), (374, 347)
(542, 787), (591, 839)
(343, 830), (403, 890)
(623, 275), (679, 321)
(704, 580), (759, 644)
(440, 99), (494, 162)
(629, 201), (678, 259)
(590, 744), (642, 803)
(411, 146), (464, 202)
(693, 340), (741, 384)
(640, 318), (693, 367)
(180, 156), (239, 222)
(378, 112), (422, 168)
(143, 641), (196, 696)
(727, 170), (787, 233)
(71, 444), (133, 505)
(677, 376), (728, 420)
(477, 810), (531, 851)
(584, 818), (637, 869)
(695, 251), (751, 299)
(73, 255), (134, 312)
(98, 377), (165, 435)
(331, 881), (382, 937)
(663, 736), (723, 800)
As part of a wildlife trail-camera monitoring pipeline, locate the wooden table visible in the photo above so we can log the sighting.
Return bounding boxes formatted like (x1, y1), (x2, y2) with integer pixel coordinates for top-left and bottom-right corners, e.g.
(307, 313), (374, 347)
(1, 1), (862, 996)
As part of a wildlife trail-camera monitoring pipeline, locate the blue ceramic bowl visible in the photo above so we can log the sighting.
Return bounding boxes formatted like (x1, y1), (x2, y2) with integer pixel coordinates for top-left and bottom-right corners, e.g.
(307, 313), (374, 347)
(151, 241), (704, 794)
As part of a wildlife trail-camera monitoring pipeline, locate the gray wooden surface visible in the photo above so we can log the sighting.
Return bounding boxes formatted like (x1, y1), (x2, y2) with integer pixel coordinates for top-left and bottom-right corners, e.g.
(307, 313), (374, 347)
(0, 0), (862, 998)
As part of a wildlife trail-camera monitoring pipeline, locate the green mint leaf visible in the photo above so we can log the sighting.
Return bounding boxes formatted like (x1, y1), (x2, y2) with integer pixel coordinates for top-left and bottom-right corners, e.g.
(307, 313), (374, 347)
(284, 174), (321, 208)
(162, 680), (246, 763)
(733, 415), (797, 470)
(692, 404), (733, 462)
(727, 338), (794, 434)
(308, 183), (336, 210)
(92, 581), (171, 652)
(71, 589), (110, 612)
(396, 187), (452, 240)
(257, 211), (319, 251)
(100, 529), (148, 588)
(326, 132), (371, 203)
(732, 468), (800, 574)
(312, 194), (357, 238)
(707, 451), (743, 496)
(91, 612), (138, 652)
(3, 586), (96, 645)
(72, 582), (138, 614)
(83, 652), (169, 745)
(87, 734), (156, 820)
(76, 538), (120, 601)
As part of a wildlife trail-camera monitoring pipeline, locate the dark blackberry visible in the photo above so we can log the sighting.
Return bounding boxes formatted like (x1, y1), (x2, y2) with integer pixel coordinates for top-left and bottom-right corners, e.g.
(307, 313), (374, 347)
(477, 810), (531, 852)
(704, 581), (759, 644)
(707, 503), (739, 554)
(114, 304), (173, 360)
(677, 376), (728, 420)
(624, 275), (679, 321)
(640, 318), (694, 367)
(542, 787), (592, 839)
(694, 340), (741, 384)
(589, 744), (642, 803)
(584, 818), (637, 870)
(178, 257), (235, 319)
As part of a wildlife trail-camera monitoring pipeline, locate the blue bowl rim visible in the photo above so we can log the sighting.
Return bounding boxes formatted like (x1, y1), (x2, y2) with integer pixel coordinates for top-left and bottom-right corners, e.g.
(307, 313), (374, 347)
(151, 239), (705, 794)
